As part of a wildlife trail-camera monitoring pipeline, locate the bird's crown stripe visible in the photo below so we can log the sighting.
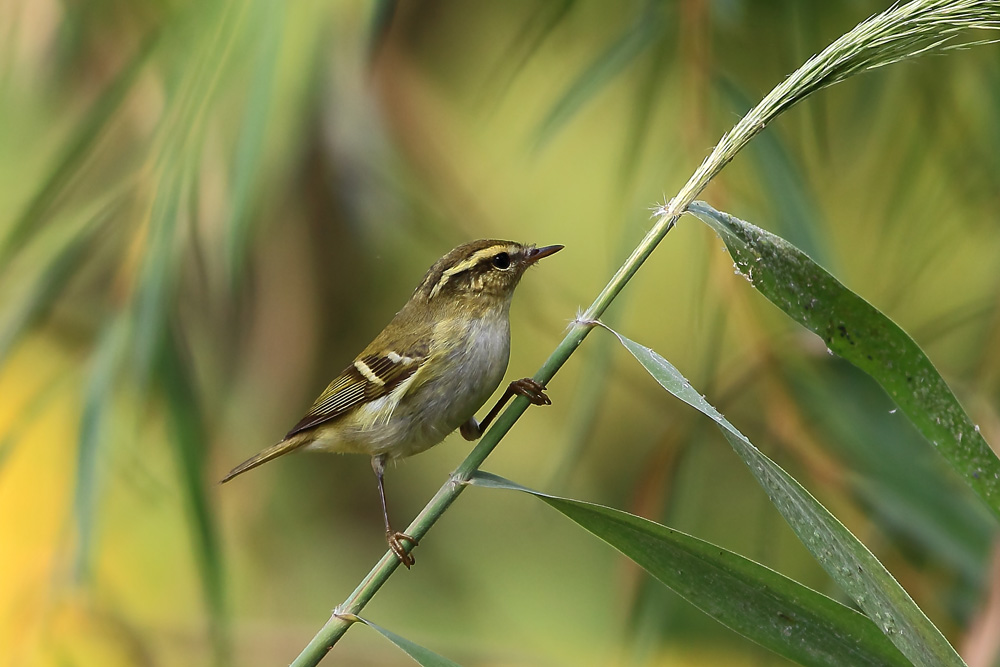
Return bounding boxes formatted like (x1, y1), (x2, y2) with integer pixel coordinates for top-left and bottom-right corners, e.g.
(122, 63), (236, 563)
(429, 245), (516, 298)
(441, 246), (514, 278)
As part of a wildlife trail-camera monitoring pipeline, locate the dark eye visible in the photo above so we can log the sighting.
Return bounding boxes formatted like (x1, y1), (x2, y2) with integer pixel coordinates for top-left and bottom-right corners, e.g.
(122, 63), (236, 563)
(491, 252), (511, 269)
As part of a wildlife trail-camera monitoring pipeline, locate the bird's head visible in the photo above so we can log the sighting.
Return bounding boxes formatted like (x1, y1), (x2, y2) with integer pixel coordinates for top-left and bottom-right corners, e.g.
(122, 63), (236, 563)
(415, 239), (563, 308)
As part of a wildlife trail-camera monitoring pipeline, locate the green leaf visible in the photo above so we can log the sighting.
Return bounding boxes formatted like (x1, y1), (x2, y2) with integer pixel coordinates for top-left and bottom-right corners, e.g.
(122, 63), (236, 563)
(590, 323), (965, 667)
(0, 195), (117, 366)
(73, 316), (129, 583)
(353, 616), (462, 667)
(0, 31), (159, 268)
(224, 0), (285, 283)
(159, 330), (229, 663)
(617, 33), (672, 190)
(788, 364), (995, 588)
(132, 0), (244, 385)
(130, 167), (185, 386)
(688, 200), (1000, 523)
(470, 472), (908, 667)
(475, 0), (576, 112)
(532, 3), (663, 150)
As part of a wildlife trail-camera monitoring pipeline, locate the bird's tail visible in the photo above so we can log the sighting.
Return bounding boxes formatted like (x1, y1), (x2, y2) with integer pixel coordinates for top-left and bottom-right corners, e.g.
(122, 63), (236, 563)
(220, 437), (305, 483)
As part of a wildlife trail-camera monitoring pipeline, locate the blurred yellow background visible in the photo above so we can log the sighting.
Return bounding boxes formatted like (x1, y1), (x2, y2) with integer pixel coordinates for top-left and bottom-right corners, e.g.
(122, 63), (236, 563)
(2, 1), (999, 665)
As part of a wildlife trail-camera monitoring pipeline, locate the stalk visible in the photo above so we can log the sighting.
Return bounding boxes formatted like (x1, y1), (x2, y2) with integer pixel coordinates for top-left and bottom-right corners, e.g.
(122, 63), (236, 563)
(291, 2), (1000, 663)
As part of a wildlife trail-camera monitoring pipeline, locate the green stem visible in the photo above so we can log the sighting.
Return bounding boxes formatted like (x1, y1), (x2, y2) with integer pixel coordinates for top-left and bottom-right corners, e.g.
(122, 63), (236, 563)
(290, 1), (999, 661)
(290, 214), (688, 665)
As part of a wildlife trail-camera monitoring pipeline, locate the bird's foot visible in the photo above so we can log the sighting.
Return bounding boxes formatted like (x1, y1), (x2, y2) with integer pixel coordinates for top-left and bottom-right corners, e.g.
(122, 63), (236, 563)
(511, 378), (551, 406)
(387, 530), (418, 568)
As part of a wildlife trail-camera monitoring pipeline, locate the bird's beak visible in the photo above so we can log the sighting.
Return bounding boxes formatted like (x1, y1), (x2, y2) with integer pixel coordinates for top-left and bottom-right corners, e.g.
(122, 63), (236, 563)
(527, 244), (564, 263)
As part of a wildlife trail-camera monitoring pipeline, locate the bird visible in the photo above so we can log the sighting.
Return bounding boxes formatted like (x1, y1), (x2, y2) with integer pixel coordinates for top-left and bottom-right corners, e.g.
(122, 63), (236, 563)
(221, 239), (562, 567)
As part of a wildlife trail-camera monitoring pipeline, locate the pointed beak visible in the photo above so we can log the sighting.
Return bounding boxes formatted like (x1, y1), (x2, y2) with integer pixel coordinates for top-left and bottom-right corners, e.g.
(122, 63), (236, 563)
(527, 244), (564, 264)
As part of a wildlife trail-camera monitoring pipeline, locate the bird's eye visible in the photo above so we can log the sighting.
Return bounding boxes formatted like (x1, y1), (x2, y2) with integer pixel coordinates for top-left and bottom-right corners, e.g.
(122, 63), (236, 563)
(491, 252), (511, 269)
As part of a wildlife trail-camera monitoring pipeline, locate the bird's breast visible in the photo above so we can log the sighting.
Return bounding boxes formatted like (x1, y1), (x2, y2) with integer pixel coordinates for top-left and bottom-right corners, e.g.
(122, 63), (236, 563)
(435, 316), (511, 414)
(387, 315), (510, 452)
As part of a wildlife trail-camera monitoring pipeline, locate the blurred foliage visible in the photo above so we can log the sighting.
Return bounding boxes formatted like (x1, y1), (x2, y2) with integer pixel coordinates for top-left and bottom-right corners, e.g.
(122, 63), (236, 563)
(1, 0), (999, 665)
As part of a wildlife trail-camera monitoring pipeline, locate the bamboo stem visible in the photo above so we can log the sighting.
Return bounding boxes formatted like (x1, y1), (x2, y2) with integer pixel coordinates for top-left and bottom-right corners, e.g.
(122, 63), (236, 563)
(290, 2), (1000, 663)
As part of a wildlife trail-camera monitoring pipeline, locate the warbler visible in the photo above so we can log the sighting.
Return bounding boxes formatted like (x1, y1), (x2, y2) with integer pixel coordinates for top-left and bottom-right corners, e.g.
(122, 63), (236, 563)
(221, 239), (562, 567)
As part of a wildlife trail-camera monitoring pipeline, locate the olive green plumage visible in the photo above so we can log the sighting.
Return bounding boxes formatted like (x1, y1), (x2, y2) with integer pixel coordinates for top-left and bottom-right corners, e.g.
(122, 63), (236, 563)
(222, 239), (562, 566)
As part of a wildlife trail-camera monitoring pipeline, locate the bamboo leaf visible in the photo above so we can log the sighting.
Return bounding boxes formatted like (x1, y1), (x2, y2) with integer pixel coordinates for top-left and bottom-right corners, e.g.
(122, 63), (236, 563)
(787, 365), (996, 587)
(617, 30), (672, 190)
(476, 0), (577, 112)
(159, 329), (229, 662)
(588, 323), (965, 667)
(73, 316), (129, 582)
(654, 1), (1000, 222)
(130, 168), (185, 386)
(0, 196), (118, 366)
(532, 3), (662, 150)
(224, 0), (285, 282)
(132, 0), (245, 384)
(470, 472), (909, 667)
(0, 30), (159, 268)
(688, 200), (1000, 523)
(352, 616), (462, 667)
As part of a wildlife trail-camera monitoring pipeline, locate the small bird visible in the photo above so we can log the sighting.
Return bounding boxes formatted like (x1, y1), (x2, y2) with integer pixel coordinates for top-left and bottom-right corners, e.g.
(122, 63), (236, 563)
(221, 239), (562, 567)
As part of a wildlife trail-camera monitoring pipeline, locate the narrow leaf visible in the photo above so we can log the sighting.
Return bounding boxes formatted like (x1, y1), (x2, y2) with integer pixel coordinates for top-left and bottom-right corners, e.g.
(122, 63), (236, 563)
(224, 0), (284, 282)
(652, 1), (1000, 224)
(0, 196), (116, 365)
(353, 616), (462, 667)
(73, 316), (128, 582)
(533, 4), (661, 150)
(590, 323), (965, 667)
(0, 30), (158, 267)
(132, 0), (244, 384)
(618, 33), (671, 189)
(688, 200), (1000, 523)
(476, 0), (576, 112)
(130, 169), (184, 385)
(470, 472), (909, 667)
(789, 365), (995, 587)
(159, 329), (229, 662)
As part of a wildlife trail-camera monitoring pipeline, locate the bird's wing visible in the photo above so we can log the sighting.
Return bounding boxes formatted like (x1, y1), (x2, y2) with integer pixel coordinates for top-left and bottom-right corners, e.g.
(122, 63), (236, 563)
(284, 349), (426, 438)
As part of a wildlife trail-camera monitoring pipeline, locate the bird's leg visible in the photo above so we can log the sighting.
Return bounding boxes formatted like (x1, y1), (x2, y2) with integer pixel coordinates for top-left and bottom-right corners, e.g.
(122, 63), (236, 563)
(460, 378), (552, 441)
(371, 454), (418, 568)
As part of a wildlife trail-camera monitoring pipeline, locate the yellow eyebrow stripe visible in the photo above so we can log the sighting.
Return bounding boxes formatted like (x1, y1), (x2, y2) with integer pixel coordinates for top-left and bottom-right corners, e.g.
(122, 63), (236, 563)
(429, 245), (515, 298)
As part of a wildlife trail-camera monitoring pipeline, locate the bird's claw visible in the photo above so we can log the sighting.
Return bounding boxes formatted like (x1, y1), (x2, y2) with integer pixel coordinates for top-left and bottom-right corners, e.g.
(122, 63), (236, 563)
(387, 530), (418, 568)
(511, 378), (551, 406)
